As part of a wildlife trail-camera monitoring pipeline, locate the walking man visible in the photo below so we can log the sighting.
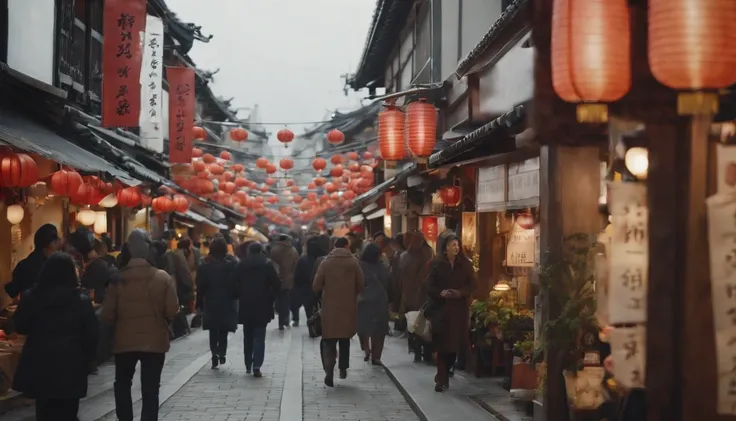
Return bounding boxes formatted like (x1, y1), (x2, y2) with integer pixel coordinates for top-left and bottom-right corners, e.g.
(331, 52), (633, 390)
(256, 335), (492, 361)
(313, 237), (364, 387)
(269, 234), (299, 330)
(101, 230), (179, 421)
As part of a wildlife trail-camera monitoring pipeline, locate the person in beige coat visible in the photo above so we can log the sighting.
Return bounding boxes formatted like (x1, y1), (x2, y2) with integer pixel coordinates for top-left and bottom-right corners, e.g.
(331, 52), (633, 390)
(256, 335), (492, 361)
(101, 229), (179, 421)
(313, 237), (364, 387)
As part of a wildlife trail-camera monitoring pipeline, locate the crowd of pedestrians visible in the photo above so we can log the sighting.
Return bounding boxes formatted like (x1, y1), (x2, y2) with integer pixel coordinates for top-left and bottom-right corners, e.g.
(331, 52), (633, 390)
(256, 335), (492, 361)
(3, 222), (476, 420)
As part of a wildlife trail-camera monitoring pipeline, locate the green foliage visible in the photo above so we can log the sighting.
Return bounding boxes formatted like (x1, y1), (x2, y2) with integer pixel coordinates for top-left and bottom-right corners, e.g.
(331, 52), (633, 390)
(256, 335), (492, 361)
(536, 233), (599, 372)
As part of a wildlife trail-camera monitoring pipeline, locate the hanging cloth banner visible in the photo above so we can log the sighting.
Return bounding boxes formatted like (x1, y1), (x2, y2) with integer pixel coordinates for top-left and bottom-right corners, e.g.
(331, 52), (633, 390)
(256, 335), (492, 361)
(139, 14), (164, 153)
(167, 67), (195, 163)
(101, 0), (147, 127)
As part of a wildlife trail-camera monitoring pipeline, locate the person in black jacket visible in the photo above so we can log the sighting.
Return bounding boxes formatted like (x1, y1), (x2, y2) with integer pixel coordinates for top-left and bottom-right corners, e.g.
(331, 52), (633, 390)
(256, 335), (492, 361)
(290, 235), (328, 326)
(196, 237), (238, 369)
(4, 224), (61, 299)
(81, 238), (119, 305)
(235, 242), (280, 377)
(12, 252), (98, 421)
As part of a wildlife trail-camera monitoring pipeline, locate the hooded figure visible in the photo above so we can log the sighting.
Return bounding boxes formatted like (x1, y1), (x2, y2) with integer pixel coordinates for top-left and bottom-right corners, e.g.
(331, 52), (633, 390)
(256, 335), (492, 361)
(290, 235), (328, 325)
(269, 234), (299, 329)
(235, 242), (281, 377)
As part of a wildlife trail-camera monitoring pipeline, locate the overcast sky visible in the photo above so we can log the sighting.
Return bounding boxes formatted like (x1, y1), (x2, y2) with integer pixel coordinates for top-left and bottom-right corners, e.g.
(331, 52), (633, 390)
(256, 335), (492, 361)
(169, 0), (376, 144)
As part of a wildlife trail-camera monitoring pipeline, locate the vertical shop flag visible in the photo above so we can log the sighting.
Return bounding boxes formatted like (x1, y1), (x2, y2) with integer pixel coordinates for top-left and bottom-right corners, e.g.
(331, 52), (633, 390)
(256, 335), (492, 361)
(102, 0), (147, 127)
(167, 67), (195, 163)
(139, 15), (164, 153)
(422, 216), (438, 241)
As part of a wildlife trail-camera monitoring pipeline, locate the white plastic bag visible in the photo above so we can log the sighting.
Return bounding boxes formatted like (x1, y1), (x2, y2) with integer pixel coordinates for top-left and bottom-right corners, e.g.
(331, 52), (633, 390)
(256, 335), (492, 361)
(405, 311), (419, 334)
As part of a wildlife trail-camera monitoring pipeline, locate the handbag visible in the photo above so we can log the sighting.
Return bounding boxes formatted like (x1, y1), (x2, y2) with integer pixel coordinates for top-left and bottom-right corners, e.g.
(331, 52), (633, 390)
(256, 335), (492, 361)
(412, 302), (433, 343)
(307, 301), (322, 338)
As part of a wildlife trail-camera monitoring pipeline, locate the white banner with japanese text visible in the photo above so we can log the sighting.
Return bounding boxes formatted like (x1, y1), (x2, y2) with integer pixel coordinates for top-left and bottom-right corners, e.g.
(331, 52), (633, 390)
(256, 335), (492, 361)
(139, 15), (164, 153)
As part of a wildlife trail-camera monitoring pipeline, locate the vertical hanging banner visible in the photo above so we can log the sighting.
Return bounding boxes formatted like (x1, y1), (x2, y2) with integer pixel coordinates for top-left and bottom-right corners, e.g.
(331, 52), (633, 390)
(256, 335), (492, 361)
(139, 15), (164, 153)
(607, 182), (648, 324)
(706, 193), (736, 414)
(422, 216), (438, 241)
(167, 67), (195, 163)
(102, 0), (147, 127)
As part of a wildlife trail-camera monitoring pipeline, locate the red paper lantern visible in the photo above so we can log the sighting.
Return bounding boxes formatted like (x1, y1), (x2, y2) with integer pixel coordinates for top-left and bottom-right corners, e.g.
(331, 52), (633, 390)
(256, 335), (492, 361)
(260, 184), (270, 193)
(552, 0), (631, 121)
(314, 176), (326, 186)
(308, 182), (317, 190)
(173, 195), (189, 213)
(378, 104), (406, 161)
(192, 161), (206, 172)
(235, 177), (249, 188)
(231, 164), (244, 173)
(346, 152), (359, 161)
(307, 192), (317, 201)
(265, 163), (277, 175)
(277, 128), (294, 147)
(360, 165), (373, 176)
(330, 165), (344, 178)
(222, 181), (237, 194)
(0, 152), (38, 188)
(71, 183), (97, 205)
(202, 153), (216, 164)
(192, 147), (203, 158)
(312, 157), (327, 172)
(331, 155), (344, 166)
(280, 158), (294, 171)
(439, 186), (461, 207)
(209, 164), (224, 175)
(152, 196), (175, 213)
(649, 0), (736, 114)
(326, 129), (344, 146)
(193, 126), (206, 141)
(406, 99), (437, 159)
(363, 151), (374, 161)
(229, 127), (248, 142)
(256, 157), (269, 169)
(343, 190), (356, 200)
(293, 194), (303, 204)
(267, 196), (279, 204)
(117, 187), (142, 208)
(220, 151), (232, 161)
(324, 182), (338, 193)
(222, 171), (234, 182)
(265, 178), (276, 186)
(290, 186), (300, 194)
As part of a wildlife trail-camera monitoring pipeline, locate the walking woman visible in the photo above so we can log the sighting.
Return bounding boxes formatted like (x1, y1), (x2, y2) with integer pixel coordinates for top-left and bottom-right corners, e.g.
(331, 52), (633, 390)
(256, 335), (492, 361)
(235, 242), (281, 377)
(357, 243), (390, 365)
(13, 252), (99, 420)
(196, 237), (238, 369)
(425, 234), (476, 392)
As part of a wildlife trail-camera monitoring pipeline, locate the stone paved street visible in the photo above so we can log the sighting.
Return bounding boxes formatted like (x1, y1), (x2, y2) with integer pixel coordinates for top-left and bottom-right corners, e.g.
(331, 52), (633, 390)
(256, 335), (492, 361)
(2, 314), (420, 421)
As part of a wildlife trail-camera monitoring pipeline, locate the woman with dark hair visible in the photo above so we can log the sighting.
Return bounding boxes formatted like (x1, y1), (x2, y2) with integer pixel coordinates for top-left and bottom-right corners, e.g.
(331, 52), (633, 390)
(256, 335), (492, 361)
(425, 234), (476, 392)
(12, 252), (99, 420)
(196, 237), (239, 368)
(357, 243), (391, 365)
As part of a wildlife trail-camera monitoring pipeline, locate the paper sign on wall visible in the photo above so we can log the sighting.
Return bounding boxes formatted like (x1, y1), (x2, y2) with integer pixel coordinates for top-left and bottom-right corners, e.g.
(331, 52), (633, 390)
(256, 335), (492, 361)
(139, 14), (164, 153)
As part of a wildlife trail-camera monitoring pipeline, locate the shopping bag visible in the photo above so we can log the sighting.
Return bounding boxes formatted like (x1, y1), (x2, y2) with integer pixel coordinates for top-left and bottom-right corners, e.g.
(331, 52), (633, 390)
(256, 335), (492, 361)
(307, 301), (322, 338)
(405, 311), (420, 334)
(412, 304), (432, 343)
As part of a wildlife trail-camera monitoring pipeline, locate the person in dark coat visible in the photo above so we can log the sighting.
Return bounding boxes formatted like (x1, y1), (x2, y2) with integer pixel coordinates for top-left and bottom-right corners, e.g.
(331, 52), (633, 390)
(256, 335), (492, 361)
(12, 252), (98, 420)
(290, 236), (326, 326)
(4, 224), (61, 299)
(357, 243), (390, 365)
(196, 237), (238, 369)
(81, 238), (119, 305)
(99, 234), (118, 267)
(425, 234), (476, 392)
(116, 242), (131, 269)
(235, 242), (281, 377)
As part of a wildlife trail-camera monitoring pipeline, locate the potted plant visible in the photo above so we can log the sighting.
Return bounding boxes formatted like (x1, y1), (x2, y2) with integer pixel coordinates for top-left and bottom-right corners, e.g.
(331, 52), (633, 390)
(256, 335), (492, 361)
(538, 233), (603, 418)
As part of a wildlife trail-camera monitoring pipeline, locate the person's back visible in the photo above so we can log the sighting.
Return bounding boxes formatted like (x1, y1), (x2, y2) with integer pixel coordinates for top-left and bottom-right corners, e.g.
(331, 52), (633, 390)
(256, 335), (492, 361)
(100, 229), (178, 421)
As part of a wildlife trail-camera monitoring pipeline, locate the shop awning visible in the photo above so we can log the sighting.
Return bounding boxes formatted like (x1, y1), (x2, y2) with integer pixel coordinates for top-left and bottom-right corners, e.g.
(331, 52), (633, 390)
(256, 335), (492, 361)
(428, 105), (526, 168)
(0, 109), (141, 185)
(175, 210), (228, 230)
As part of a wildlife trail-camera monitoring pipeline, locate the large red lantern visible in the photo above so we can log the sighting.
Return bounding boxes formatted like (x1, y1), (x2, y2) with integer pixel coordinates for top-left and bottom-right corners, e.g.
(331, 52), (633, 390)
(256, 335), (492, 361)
(312, 157), (327, 172)
(202, 153), (216, 164)
(193, 160), (206, 172)
(277, 128), (294, 147)
(173, 195), (189, 213)
(330, 154), (343, 165)
(265, 177), (277, 186)
(117, 187), (141, 208)
(235, 176), (249, 188)
(152, 196), (176, 213)
(343, 190), (356, 200)
(330, 165), (344, 178)
(71, 183), (97, 205)
(229, 127), (248, 142)
(326, 129), (344, 146)
(363, 151), (374, 161)
(256, 157), (269, 169)
(406, 99), (437, 160)
(222, 181), (237, 194)
(50, 169), (83, 197)
(324, 182), (338, 193)
(265, 163), (277, 175)
(346, 152), (359, 161)
(314, 176), (327, 186)
(220, 151), (232, 161)
(649, 0), (736, 115)
(0, 152), (38, 188)
(552, 0), (631, 122)
(192, 147), (203, 158)
(439, 186), (461, 207)
(267, 196), (279, 205)
(279, 158), (294, 171)
(231, 163), (244, 173)
(209, 164), (224, 175)
(378, 103), (406, 162)
(193, 126), (206, 141)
